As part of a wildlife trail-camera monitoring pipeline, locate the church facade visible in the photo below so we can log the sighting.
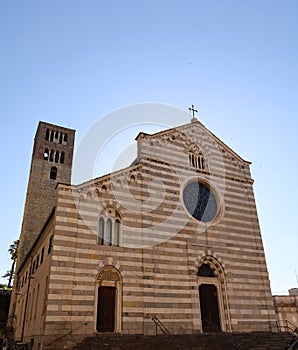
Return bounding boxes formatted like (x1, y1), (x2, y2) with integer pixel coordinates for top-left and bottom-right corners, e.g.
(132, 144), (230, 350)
(10, 115), (277, 349)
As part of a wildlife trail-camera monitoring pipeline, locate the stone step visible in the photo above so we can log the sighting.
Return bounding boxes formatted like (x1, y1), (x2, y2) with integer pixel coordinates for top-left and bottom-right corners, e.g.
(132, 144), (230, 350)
(71, 332), (291, 350)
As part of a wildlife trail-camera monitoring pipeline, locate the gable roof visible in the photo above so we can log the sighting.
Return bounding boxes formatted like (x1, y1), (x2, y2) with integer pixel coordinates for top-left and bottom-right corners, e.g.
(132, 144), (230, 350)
(135, 118), (251, 165)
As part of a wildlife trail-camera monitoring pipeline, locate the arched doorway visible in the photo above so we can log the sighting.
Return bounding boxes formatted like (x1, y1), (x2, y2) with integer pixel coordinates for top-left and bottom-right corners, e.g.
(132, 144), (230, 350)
(197, 260), (229, 332)
(96, 266), (122, 333)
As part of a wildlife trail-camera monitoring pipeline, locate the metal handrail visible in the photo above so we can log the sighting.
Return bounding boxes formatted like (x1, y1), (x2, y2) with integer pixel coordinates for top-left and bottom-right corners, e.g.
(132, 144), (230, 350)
(44, 321), (88, 348)
(152, 316), (183, 350)
(277, 319), (298, 333)
(203, 319), (245, 350)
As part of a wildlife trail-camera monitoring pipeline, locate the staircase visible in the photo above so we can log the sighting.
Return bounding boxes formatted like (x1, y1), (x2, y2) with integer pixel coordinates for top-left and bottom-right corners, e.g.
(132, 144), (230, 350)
(73, 332), (291, 350)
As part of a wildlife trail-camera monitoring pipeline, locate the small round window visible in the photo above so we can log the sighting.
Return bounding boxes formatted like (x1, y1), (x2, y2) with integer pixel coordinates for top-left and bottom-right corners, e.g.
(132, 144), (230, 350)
(183, 181), (218, 222)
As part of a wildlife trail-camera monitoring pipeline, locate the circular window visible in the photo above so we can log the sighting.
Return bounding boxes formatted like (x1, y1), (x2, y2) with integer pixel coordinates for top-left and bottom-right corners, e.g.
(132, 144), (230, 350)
(183, 181), (218, 222)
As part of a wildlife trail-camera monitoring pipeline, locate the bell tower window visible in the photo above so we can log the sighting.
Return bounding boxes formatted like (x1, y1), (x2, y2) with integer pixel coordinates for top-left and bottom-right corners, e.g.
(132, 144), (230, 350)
(50, 166), (57, 180)
(45, 129), (50, 141)
(49, 150), (54, 162)
(60, 152), (65, 164)
(44, 149), (49, 161)
(55, 151), (60, 163)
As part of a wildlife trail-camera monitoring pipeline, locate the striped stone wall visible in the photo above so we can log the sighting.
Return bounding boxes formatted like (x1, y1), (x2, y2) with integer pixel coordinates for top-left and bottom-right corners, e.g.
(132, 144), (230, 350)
(13, 119), (277, 349)
(41, 120), (276, 340)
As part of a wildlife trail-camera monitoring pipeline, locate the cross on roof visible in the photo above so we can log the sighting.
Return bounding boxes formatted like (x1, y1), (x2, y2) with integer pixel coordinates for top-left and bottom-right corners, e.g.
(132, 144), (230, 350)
(188, 104), (198, 118)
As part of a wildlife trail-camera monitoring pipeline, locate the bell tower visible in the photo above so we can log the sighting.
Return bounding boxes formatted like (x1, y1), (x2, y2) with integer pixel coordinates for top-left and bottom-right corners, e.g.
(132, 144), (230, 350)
(18, 121), (75, 264)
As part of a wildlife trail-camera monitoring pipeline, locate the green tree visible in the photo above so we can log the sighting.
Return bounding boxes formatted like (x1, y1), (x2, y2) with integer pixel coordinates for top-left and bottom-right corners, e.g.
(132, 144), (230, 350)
(0, 283), (11, 331)
(2, 240), (19, 288)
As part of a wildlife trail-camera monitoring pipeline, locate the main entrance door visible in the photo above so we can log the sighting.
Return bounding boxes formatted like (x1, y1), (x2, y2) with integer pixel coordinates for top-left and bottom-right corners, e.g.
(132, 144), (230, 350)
(199, 284), (221, 332)
(97, 286), (116, 332)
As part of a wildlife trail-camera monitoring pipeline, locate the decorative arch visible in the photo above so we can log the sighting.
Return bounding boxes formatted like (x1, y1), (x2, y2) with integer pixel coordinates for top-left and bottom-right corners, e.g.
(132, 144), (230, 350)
(94, 188), (100, 198)
(96, 266), (122, 333)
(97, 265), (121, 283)
(136, 173), (142, 182)
(196, 254), (231, 333)
(188, 144), (207, 170)
(87, 191), (92, 200)
(196, 254), (225, 278)
(195, 250), (226, 273)
(98, 207), (122, 246)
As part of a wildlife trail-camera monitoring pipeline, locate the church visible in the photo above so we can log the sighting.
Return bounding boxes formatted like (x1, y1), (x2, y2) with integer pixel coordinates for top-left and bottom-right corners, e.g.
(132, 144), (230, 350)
(9, 109), (277, 349)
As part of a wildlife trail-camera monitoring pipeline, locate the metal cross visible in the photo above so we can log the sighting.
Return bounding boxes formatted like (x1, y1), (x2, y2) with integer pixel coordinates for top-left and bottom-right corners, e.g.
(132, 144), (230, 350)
(188, 104), (198, 118)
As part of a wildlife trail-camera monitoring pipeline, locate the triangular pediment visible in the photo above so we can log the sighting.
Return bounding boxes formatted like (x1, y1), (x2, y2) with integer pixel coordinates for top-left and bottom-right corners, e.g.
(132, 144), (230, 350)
(136, 119), (250, 165)
(71, 117), (252, 197)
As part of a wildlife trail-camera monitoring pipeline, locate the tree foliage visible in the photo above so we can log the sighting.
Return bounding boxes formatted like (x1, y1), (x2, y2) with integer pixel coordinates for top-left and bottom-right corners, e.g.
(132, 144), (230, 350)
(2, 240), (19, 288)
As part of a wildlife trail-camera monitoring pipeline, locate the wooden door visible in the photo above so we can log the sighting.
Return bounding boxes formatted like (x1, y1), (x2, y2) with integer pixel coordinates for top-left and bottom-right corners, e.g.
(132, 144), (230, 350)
(199, 284), (221, 332)
(97, 286), (116, 332)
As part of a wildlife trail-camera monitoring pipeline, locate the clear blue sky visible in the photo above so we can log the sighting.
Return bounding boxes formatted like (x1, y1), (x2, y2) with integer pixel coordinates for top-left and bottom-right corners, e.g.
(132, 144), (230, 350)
(1, 1), (297, 294)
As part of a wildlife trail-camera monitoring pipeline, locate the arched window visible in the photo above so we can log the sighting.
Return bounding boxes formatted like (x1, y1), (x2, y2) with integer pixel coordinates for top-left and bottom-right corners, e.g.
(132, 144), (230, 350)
(29, 262), (33, 276)
(137, 173), (142, 183)
(189, 146), (206, 170)
(87, 191), (92, 200)
(191, 154), (195, 167)
(55, 151), (59, 163)
(55, 131), (59, 140)
(48, 235), (54, 254)
(98, 217), (105, 245)
(59, 133), (63, 144)
(106, 219), (112, 246)
(50, 130), (54, 142)
(198, 152), (205, 169)
(98, 212), (121, 247)
(63, 133), (68, 143)
(50, 166), (57, 180)
(45, 129), (50, 141)
(60, 151), (65, 164)
(44, 149), (49, 161)
(114, 219), (120, 246)
(49, 150), (54, 162)
(36, 255), (39, 269)
(40, 248), (44, 264)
